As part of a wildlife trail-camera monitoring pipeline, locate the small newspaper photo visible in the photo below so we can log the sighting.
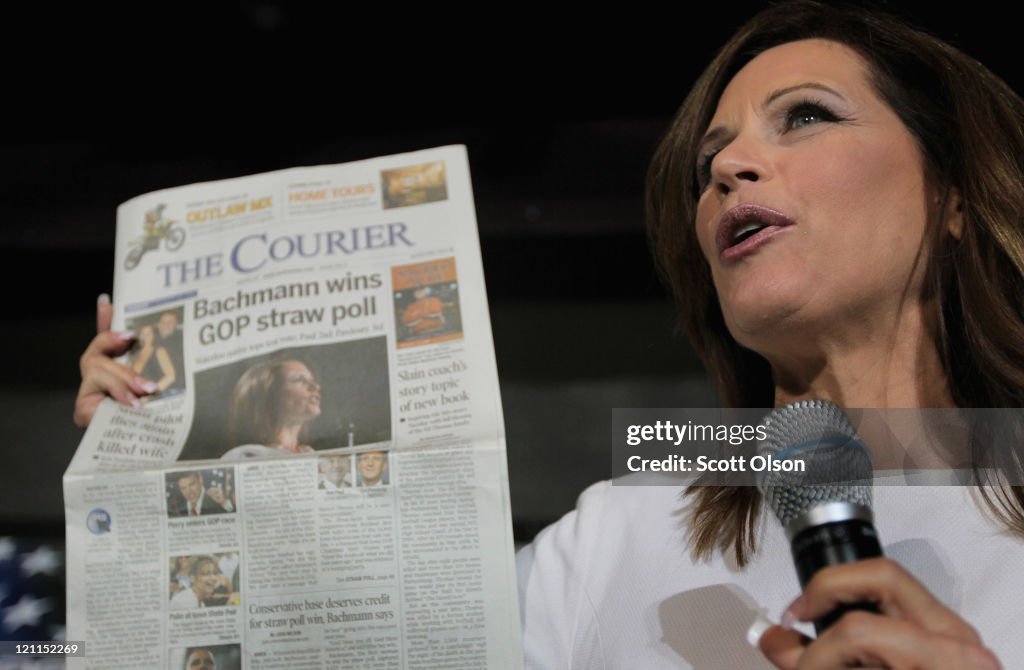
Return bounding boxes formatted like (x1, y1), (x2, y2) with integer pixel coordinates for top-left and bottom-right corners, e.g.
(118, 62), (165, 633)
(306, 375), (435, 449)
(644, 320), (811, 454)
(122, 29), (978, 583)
(63, 146), (523, 669)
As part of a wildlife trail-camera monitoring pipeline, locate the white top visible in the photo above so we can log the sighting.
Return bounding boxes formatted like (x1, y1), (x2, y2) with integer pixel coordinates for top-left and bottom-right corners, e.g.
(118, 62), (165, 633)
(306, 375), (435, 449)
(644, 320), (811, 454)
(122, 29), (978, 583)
(517, 476), (1024, 669)
(168, 588), (201, 609)
(319, 477), (349, 490)
(221, 444), (290, 460)
(188, 490), (206, 516)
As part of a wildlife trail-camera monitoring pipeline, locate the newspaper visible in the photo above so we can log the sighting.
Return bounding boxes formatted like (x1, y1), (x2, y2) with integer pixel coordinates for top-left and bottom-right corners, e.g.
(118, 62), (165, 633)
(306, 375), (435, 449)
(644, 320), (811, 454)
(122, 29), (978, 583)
(63, 146), (522, 669)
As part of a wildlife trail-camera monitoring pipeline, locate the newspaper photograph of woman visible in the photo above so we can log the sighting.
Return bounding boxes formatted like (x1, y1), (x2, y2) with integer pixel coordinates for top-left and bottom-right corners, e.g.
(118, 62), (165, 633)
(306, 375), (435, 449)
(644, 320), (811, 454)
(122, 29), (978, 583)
(124, 305), (187, 402)
(179, 337), (391, 461)
(167, 553), (240, 608)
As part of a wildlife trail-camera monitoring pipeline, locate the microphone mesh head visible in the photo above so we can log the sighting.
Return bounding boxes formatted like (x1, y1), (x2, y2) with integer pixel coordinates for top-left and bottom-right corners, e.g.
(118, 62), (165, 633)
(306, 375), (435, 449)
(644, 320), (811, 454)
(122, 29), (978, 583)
(757, 400), (873, 528)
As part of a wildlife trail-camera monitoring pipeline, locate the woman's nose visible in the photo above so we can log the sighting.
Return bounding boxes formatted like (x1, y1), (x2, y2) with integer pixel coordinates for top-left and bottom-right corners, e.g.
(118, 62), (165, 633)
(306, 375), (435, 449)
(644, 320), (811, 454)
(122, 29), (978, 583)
(710, 134), (771, 196)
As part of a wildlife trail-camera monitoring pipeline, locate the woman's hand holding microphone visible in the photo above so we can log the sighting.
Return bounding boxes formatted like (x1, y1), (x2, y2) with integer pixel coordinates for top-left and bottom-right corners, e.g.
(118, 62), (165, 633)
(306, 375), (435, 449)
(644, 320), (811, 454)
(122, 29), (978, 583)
(755, 558), (1002, 669)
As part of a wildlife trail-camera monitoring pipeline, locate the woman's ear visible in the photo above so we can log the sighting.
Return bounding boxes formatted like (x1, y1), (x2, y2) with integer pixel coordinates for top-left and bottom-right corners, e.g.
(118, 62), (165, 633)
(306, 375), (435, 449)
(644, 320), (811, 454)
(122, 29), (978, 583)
(944, 187), (964, 240)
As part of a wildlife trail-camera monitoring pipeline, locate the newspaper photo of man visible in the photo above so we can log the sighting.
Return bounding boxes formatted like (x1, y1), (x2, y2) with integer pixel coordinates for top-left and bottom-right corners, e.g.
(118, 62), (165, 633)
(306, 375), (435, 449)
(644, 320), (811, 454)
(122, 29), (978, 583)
(156, 307), (186, 394)
(166, 469), (235, 518)
(356, 450), (389, 487)
(392, 257), (464, 348)
(318, 454), (352, 490)
(170, 644), (241, 670)
(185, 648), (216, 670)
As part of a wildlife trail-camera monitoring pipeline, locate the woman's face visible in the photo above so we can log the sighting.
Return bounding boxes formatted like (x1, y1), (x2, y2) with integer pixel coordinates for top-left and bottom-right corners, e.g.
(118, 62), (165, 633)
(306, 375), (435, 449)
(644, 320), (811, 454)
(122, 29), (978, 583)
(694, 39), (943, 353)
(139, 324), (155, 346)
(277, 361), (321, 423)
(192, 560), (220, 599)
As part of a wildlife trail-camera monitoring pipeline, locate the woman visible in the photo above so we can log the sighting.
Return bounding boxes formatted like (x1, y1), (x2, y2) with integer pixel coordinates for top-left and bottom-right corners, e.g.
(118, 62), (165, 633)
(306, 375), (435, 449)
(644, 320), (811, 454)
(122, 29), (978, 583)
(221, 358), (322, 459)
(169, 555), (191, 596)
(131, 323), (175, 395)
(169, 555), (233, 609)
(73, 3), (1022, 666)
(519, 2), (1021, 668)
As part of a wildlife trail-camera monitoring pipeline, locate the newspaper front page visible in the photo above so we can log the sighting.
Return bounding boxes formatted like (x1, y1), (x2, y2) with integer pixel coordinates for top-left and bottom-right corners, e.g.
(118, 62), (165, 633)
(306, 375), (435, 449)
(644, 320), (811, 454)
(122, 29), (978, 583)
(63, 146), (522, 669)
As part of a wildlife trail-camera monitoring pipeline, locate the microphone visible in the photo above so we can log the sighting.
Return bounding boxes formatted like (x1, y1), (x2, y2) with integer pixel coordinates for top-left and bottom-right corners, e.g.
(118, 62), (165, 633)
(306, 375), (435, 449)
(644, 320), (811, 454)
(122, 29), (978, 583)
(757, 400), (883, 633)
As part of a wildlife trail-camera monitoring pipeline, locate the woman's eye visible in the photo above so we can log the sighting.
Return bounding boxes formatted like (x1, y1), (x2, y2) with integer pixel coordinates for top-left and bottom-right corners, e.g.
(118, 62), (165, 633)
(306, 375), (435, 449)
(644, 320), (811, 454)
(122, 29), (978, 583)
(696, 149), (720, 191)
(784, 101), (839, 131)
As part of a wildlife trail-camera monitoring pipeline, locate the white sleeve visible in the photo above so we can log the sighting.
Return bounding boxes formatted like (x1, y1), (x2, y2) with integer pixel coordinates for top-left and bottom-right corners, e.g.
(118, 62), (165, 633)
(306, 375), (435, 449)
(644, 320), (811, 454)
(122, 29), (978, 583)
(516, 480), (611, 670)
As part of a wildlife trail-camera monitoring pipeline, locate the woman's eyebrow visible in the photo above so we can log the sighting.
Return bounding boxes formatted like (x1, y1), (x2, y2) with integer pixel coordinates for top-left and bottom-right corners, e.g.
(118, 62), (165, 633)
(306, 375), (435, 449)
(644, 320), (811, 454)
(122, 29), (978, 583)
(697, 126), (731, 157)
(764, 82), (845, 105)
(697, 82), (846, 156)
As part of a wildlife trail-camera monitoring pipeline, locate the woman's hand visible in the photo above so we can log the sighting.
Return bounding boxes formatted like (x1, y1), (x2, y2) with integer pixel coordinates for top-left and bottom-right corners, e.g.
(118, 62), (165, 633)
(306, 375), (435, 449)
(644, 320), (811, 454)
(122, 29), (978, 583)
(74, 295), (159, 428)
(757, 558), (1001, 669)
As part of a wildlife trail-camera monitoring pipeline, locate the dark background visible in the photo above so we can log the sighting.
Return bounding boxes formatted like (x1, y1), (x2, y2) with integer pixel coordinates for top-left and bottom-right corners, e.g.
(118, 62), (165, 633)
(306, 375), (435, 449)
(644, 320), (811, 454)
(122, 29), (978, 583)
(3, 1), (1019, 541)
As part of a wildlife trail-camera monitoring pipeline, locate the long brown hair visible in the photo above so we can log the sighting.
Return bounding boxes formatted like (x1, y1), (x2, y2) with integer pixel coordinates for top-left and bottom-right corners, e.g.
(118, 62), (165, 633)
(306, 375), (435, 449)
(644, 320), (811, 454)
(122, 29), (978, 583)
(646, 0), (1024, 565)
(228, 358), (314, 447)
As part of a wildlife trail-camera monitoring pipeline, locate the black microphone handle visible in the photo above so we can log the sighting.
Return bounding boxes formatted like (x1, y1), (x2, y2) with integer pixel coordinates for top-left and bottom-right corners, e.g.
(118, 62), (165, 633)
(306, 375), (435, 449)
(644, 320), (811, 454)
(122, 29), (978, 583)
(790, 518), (883, 634)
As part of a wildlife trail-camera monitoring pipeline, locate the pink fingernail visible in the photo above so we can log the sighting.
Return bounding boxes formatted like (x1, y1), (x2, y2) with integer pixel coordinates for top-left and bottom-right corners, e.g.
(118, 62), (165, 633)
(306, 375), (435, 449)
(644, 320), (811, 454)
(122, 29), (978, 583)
(97, 293), (111, 306)
(117, 330), (136, 341)
(135, 377), (159, 394)
(781, 595), (805, 629)
(746, 614), (774, 648)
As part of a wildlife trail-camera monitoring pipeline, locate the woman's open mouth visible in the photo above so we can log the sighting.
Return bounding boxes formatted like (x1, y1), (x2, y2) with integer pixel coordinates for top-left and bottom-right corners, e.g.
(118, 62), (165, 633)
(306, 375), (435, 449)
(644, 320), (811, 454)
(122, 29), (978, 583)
(716, 204), (795, 262)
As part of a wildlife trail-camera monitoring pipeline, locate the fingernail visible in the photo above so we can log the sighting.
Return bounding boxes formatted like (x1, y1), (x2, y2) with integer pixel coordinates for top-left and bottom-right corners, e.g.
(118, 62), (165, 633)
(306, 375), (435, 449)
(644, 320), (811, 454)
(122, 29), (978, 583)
(136, 377), (159, 394)
(129, 397), (142, 408)
(781, 595), (805, 630)
(97, 293), (111, 305)
(746, 613), (774, 648)
(117, 330), (136, 341)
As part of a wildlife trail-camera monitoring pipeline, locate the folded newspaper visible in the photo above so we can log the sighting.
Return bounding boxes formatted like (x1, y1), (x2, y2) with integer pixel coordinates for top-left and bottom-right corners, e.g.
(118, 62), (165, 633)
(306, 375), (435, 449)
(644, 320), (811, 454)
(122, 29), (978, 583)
(64, 146), (523, 669)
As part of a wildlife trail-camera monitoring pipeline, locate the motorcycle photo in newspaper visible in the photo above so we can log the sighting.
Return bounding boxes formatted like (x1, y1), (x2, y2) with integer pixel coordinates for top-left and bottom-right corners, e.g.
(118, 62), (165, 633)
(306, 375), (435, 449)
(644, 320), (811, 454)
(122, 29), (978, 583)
(124, 203), (185, 270)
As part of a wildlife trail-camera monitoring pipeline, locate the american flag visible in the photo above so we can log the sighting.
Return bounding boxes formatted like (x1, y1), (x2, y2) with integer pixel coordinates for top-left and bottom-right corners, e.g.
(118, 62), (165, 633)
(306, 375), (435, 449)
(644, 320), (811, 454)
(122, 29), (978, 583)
(0, 536), (65, 670)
